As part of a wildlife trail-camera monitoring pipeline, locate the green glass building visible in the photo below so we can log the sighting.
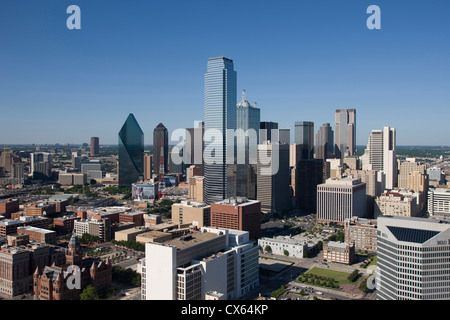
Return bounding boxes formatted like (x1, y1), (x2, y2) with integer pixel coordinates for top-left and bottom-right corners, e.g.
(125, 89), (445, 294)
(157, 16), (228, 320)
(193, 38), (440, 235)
(118, 113), (144, 187)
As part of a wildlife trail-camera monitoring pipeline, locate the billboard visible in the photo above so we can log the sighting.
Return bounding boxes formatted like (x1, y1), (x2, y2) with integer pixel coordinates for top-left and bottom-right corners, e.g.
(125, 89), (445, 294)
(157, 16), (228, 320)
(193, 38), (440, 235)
(132, 184), (157, 200)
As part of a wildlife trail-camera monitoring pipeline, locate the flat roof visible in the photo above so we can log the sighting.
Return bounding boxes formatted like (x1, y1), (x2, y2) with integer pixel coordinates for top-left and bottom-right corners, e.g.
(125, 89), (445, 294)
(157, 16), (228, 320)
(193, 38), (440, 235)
(160, 231), (222, 251)
(18, 226), (55, 234)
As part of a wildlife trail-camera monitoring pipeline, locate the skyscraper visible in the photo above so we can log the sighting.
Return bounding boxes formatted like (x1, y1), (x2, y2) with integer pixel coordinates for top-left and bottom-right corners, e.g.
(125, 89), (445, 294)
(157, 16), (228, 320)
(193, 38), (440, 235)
(294, 121), (314, 160)
(143, 154), (153, 180)
(203, 57), (237, 204)
(90, 137), (99, 157)
(362, 126), (397, 190)
(259, 121), (278, 144)
(315, 123), (334, 161)
(236, 90), (260, 199)
(118, 113), (144, 187)
(335, 109), (356, 159)
(153, 123), (169, 174)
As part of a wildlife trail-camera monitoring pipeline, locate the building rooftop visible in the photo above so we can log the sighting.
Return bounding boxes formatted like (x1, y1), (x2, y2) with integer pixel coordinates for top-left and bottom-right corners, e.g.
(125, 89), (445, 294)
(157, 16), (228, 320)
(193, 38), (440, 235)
(327, 241), (352, 249)
(18, 226), (55, 234)
(214, 197), (260, 207)
(158, 231), (223, 251)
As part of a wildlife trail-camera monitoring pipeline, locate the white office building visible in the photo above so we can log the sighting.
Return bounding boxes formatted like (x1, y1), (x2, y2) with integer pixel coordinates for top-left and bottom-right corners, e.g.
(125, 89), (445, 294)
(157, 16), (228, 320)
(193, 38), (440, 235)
(428, 187), (450, 217)
(258, 236), (307, 258)
(317, 177), (367, 224)
(377, 216), (450, 300)
(140, 227), (259, 300)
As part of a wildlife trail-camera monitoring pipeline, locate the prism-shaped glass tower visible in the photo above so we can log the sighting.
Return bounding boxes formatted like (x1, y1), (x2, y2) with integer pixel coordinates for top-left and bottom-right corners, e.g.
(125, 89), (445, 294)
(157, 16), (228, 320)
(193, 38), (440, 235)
(118, 113), (144, 187)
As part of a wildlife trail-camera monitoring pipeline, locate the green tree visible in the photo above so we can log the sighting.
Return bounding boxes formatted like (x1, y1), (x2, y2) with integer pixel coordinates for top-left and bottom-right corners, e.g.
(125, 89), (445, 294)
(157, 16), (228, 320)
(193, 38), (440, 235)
(264, 245), (272, 254)
(80, 285), (99, 300)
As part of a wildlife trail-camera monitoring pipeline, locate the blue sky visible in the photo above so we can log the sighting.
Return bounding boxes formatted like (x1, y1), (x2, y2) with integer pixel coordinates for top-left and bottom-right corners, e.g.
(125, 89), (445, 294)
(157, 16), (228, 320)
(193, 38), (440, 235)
(0, 0), (449, 146)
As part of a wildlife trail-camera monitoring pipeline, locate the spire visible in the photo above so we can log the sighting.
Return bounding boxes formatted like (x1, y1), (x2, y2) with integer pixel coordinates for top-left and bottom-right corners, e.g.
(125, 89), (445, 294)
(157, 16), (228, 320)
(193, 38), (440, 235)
(34, 266), (40, 276)
(242, 89), (246, 102)
(90, 261), (98, 272)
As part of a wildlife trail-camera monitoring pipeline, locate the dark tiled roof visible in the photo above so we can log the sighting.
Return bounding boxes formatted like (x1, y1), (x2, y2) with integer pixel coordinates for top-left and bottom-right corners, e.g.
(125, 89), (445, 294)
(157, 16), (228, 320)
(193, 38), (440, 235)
(387, 226), (440, 244)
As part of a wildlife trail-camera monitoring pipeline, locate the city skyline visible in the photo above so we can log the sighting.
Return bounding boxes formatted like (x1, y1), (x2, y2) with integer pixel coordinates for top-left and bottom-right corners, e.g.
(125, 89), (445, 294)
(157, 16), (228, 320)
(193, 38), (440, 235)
(1, 1), (449, 146)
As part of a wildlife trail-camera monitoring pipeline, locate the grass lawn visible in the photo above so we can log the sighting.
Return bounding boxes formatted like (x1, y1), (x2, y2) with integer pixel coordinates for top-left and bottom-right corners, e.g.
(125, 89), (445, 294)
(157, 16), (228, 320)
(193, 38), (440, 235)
(304, 267), (354, 285)
(366, 256), (377, 268)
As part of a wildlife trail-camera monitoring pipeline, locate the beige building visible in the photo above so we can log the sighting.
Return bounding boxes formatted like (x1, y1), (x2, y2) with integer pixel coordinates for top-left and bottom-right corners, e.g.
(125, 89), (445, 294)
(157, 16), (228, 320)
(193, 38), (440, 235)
(143, 214), (162, 227)
(375, 190), (422, 218)
(114, 226), (149, 242)
(171, 201), (210, 228)
(345, 169), (385, 197)
(188, 176), (204, 202)
(136, 230), (172, 244)
(323, 241), (355, 265)
(398, 158), (427, 189)
(344, 217), (377, 252)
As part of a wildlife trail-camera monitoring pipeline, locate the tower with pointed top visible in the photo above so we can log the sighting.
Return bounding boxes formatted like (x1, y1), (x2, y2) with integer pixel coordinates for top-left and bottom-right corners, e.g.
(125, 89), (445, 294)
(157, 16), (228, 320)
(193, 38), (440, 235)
(65, 234), (82, 267)
(118, 113), (144, 187)
(153, 123), (169, 174)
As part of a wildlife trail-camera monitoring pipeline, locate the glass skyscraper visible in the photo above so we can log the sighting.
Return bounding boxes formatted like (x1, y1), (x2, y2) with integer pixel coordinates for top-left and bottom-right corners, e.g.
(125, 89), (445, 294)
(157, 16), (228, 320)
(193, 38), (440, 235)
(118, 113), (144, 187)
(204, 57), (237, 204)
(153, 123), (169, 174)
(335, 109), (356, 159)
(294, 121), (314, 160)
(236, 90), (260, 199)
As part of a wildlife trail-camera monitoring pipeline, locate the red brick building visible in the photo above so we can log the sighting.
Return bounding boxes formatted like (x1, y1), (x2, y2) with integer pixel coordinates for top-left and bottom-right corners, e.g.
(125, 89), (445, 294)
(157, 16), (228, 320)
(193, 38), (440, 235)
(33, 234), (112, 300)
(210, 198), (261, 239)
(0, 199), (19, 219)
(119, 211), (144, 226)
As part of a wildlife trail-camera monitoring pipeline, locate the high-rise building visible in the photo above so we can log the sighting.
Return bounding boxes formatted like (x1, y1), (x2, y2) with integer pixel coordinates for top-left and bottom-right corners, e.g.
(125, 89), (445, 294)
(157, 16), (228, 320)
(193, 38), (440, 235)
(428, 187), (450, 217)
(90, 137), (99, 157)
(398, 158), (427, 189)
(315, 123), (334, 161)
(362, 126), (397, 190)
(143, 154), (153, 180)
(317, 177), (367, 225)
(203, 57), (237, 204)
(279, 128), (290, 145)
(210, 197), (261, 239)
(334, 109), (356, 159)
(153, 123), (169, 174)
(295, 159), (324, 212)
(376, 216), (450, 300)
(257, 143), (290, 213)
(294, 121), (314, 160)
(184, 121), (204, 174)
(259, 121), (278, 144)
(140, 227), (259, 300)
(30, 152), (53, 180)
(118, 113), (144, 187)
(236, 90), (260, 199)
(169, 146), (184, 174)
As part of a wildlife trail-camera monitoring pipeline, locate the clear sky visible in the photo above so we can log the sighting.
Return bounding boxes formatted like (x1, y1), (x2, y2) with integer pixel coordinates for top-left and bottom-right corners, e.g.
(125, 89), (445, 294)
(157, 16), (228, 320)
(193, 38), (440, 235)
(1, 0), (449, 146)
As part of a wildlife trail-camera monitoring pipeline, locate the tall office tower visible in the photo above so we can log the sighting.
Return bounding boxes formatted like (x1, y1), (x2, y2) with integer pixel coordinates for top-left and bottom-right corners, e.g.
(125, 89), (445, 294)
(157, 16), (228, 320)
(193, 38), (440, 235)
(315, 123), (334, 161)
(398, 158), (427, 189)
(143, 154), (153, 180)
(335, 109), (356, 159)
(317, 177), (367, 225)
(153, 123), (169, 174)
(90, 137), (99, 157)
(203, 57), (237, 204)
(259, 121), (278, 144)
(294, 121), (314, 160)
(363, 127), (397, 190)
(30, 152), (53, 180)
(376, 216), (450, 300)
(236, 90), (260, 199)
(118, 113), (144, 187)
(257, 143), (290, 213)
(279, 128), (290, 144)
(169, 146), (184, 174)
(184, 121), (204, 174)
(295, 159), (324, 212)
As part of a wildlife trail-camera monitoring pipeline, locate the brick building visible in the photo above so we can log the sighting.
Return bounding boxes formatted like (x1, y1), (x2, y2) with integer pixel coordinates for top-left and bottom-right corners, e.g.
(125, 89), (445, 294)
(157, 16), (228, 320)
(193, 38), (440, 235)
(210, 197), (261, 239)
(33, 234), (112, 300)
(0, 199), (19, 219)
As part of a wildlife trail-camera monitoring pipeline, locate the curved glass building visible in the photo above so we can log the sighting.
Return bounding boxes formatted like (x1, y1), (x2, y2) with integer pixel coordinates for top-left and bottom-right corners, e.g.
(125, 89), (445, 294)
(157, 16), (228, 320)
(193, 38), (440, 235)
(118, 113), (144, 187)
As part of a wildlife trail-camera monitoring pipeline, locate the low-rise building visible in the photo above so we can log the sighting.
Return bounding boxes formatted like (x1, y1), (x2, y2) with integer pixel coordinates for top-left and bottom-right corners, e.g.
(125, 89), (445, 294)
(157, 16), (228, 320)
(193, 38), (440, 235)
(323, 241), (355, 265)
(375, 190), (422, 218)
(17, 226), (57, 245)
(344, 217), (377, 252)
(171, 201), (211, 228)
(115, 227), (149, 242)
(258, 236), (307, 258)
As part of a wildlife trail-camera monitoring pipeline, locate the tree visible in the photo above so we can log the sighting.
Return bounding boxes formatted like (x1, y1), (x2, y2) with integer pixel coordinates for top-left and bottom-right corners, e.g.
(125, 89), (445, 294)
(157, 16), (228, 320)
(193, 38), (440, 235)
(264, 245), (272, 254)
(80, 285), (99, 300)
(283, 250), (289, 256)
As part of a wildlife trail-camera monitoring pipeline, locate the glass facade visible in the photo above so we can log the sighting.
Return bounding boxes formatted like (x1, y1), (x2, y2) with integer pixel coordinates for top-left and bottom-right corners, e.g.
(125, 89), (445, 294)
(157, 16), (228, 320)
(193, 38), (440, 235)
(118, 113), (144, 187)
(294, 121), (314, 160)
(204, 57), (237, 204)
